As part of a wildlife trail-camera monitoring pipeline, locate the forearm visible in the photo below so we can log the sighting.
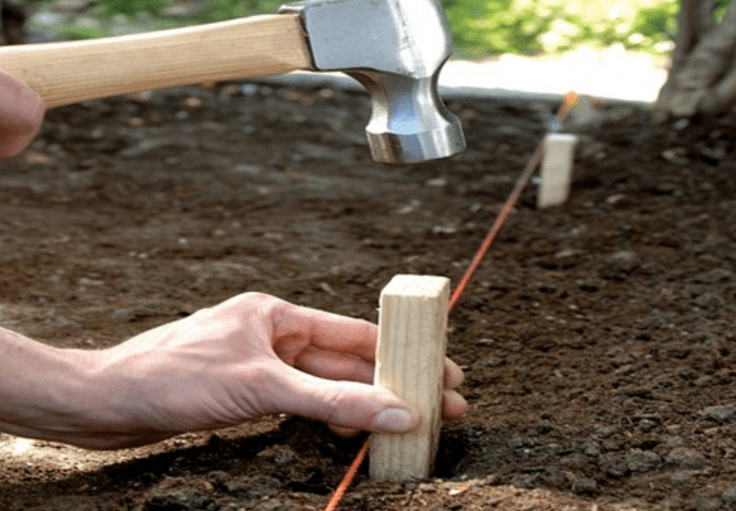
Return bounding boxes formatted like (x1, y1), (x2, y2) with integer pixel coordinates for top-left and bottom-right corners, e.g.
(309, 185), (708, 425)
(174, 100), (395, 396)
(0, 327), (112, 446)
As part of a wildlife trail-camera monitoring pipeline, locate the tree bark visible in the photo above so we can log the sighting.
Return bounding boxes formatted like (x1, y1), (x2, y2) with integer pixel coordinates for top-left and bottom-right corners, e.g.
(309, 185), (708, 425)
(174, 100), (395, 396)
(654, 0), (736, 120)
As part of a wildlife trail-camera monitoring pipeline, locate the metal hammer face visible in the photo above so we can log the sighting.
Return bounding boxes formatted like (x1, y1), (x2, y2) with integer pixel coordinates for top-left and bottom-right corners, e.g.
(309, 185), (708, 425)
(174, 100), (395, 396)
(281, 0), (466, 163)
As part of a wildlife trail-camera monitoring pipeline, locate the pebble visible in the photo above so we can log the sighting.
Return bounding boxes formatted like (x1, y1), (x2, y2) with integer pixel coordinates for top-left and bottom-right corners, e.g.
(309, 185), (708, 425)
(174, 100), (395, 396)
(701, 403), (736, 424)
(581, 441), (601, 457)
(599, 453), (628, 477)
(693, 268), (732, 284)
(626, 448), (662, 472)
(477, 356), (504, 367)
(694, 497), (724, 511)
(670, 470), (691, 484)
(253, 498), (295, 511)
(722, 487), (736, 507)
(594, 425), (618, 439)
(225, 475), (280, 499)
(664, 435), (685, 448)
(572, 477), (598, 495)
(25, 496), (101, 511)
(273, 446), (296, 464)
(636, 419), (659, 432)
(598, 250), (639, 280)
(666, 447), (709, 469)
(143, 489), (213, 511)
(693, 292), (725, 310)
(112, 308), (136, 322)
(207, 470), (231, 487)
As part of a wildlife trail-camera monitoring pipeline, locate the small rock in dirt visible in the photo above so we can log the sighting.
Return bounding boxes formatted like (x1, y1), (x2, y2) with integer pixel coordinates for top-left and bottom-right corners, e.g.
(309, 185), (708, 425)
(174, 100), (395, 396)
(638, 309), (676, 329)
(535, 420), (554, 434)
(572, 476), (598, 495)
(507, 436), (535, 449)
(26, 496), (103, 511)
(626, 448), (662, 472)
(539, 466), (568, 489)
(701, 403), (736, 423)
(693, 268), (732, 284)
(598, 250), (639, 280)
(594, 425), (618, 439)
(143, 489), (213, 511)
(273, 445), (297, 464)
(722, 487), (736, 508)
(666, 447), (709, 469)
(664, 435), (685, 448)
(602, 439), (622, 452)
(476, 356), (504, 368)
(637, 419), (658, 432)
(567, 388), (584, 400)
(560, 452), (589, 470)
(670, 470), (692, 484)
(693, 291), (725, 310)
(226, 475), (280, 499)
(694, 497), (724, 511)
(253, 498), (295, 511)
(581, 441), (601, 457)
(599, 453), (628, 477)
(112, 308), (136, 322)
(207, 470), (231, 487)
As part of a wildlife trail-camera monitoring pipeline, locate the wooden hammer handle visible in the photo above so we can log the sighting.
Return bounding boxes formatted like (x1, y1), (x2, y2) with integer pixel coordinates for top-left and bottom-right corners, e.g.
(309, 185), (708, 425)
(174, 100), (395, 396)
(0, 14), (312, 108)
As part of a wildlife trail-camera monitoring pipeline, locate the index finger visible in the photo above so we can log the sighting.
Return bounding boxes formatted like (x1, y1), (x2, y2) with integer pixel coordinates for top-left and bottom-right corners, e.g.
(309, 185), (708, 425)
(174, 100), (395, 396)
(274, 301), (378, 362)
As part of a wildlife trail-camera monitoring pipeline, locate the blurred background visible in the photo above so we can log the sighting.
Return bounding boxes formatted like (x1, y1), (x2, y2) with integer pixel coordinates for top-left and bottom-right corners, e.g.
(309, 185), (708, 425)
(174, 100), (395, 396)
(2, 0), (735, 115)
(2, 0), (679, 56)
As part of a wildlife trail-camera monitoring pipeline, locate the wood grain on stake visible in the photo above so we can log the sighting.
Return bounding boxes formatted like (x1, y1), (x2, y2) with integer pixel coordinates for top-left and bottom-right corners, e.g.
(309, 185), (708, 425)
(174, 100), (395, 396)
(0, 14), (311, 108)
(370, 275), (450, 482)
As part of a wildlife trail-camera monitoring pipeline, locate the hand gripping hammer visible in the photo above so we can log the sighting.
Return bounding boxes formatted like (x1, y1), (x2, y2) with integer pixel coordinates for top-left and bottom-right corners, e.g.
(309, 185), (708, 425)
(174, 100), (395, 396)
(0, 0), (466, 163)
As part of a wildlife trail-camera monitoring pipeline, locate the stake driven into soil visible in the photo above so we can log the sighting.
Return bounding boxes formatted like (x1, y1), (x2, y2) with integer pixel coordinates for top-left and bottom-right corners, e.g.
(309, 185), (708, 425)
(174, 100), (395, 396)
(370, 275), (450, 481)
(322, 92), (579, 511)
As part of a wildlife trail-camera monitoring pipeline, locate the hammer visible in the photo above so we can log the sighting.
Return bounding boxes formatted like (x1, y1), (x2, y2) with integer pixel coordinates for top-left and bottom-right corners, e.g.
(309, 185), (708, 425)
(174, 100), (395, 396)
(0, 0), (466, 163)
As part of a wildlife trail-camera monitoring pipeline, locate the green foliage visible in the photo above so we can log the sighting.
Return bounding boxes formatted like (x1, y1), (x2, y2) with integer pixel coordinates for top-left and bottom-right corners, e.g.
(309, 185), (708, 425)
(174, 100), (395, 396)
(711, 0), (734, 21)
(27, 0), (680, 57)
(96, 0), (169, 16)
(193, 0), (282, 21)
(53, 24), (110, 40)
(442, 0), (679, 56)
(75, 0), (281, 19)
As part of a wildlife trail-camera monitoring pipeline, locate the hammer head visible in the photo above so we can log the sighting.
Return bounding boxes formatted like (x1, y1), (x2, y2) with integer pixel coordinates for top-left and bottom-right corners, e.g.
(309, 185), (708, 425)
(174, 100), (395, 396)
(280, 0), (466, 164)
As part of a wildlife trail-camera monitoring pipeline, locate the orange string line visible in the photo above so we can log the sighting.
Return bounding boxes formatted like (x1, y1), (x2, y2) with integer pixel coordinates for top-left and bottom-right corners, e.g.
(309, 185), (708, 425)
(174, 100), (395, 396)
(322, 92), (578, 511)
(322, 438), (370, 511)
(449, 92), (578, 311)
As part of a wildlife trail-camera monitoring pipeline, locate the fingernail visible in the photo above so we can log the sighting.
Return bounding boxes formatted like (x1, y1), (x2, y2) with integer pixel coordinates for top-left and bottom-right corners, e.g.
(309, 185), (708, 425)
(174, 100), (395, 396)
(372, 408), (416, 433)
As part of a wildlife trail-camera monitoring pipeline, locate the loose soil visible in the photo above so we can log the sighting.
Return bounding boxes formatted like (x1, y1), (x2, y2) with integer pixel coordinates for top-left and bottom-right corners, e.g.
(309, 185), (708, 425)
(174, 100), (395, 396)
(1, 82), (736, 511)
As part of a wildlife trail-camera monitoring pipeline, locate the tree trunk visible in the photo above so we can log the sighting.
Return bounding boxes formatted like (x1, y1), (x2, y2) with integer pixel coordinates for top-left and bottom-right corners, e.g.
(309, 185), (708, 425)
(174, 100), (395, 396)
(653, 0), (736, 121)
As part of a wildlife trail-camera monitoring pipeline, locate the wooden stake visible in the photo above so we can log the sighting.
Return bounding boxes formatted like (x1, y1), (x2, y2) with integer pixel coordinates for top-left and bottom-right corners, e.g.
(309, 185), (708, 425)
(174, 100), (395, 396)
(538, 133), (578, 209)
(370, 274), (450, 482)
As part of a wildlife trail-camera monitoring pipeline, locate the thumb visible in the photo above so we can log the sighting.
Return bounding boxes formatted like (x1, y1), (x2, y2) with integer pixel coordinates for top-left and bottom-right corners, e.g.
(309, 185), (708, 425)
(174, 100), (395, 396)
(267, 365), (420, 433)
(0, 70), (45, 157)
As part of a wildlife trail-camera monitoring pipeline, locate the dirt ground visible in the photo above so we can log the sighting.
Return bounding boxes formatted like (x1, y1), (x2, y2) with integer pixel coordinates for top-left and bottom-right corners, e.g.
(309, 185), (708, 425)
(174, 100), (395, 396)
(1, 81), (736, 511)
